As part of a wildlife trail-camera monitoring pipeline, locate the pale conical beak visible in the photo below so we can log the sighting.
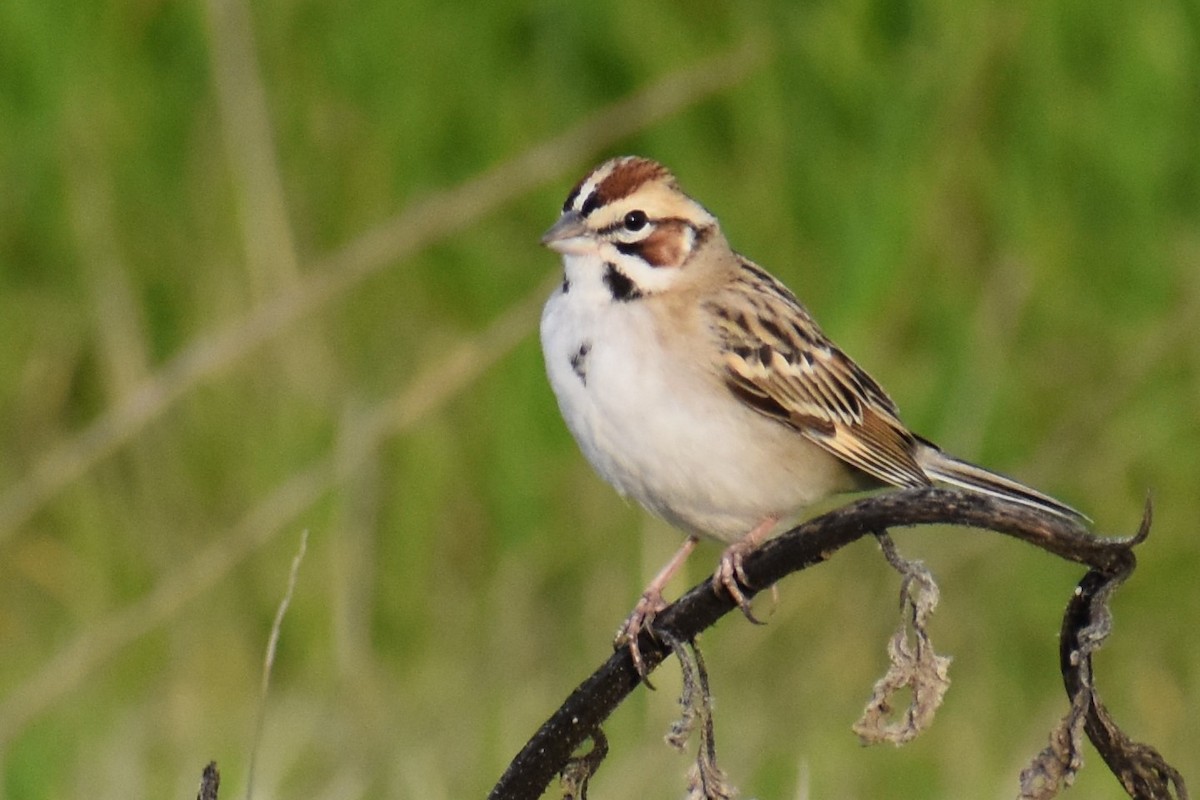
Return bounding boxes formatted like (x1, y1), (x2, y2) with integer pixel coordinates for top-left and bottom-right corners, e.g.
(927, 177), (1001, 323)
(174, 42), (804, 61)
(540, 211), (591, 255)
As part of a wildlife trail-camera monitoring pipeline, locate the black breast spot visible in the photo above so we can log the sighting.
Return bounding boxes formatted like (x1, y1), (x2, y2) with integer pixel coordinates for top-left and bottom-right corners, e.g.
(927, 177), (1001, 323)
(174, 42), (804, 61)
(570, 341), (591, 385)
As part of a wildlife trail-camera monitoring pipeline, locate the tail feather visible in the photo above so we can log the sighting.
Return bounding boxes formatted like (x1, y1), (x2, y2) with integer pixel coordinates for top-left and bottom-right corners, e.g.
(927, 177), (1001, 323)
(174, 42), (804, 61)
(915, 442), (1087, 522)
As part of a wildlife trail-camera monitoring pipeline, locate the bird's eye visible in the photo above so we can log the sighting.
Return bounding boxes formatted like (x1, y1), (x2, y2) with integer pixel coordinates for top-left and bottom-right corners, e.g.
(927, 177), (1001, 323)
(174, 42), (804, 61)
(623, 210), (648, 231)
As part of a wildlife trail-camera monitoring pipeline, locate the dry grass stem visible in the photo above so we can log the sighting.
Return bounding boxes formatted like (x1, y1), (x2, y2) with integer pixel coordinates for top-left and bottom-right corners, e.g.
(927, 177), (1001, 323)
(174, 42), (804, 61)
(203, 0), (300, 293)
(203, 0), (337, 390)
(63, 123), (151, 393)
(244, 529), (309, 800)
(330, 401), (382, 681)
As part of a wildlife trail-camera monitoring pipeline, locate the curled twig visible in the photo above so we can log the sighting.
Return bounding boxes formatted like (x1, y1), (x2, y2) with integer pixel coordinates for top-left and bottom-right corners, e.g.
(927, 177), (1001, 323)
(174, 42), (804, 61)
(1051, 502), (1189, 800)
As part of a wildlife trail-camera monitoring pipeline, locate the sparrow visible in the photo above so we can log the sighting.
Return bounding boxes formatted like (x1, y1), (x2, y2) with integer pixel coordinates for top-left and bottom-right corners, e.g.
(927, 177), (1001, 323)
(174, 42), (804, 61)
(539, 156), (1081, 673)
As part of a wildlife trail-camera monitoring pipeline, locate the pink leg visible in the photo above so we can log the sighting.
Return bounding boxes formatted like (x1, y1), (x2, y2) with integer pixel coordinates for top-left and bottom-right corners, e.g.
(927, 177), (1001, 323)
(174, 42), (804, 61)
(714, 514), (779, 621)
(616, 534), (700, 677)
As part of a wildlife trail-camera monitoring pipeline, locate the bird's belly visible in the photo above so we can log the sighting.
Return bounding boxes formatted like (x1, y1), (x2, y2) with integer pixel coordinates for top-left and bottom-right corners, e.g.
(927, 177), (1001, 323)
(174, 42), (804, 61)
(541, 291), (856, 543)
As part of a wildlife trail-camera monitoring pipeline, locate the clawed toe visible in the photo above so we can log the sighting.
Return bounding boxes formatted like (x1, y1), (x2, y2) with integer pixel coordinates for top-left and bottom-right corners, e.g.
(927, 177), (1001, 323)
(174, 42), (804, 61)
(714, 547), (764, 624)
(713, 515), (780, 625)
(613, 535), (699, 682)
(614, 590), (668, 681)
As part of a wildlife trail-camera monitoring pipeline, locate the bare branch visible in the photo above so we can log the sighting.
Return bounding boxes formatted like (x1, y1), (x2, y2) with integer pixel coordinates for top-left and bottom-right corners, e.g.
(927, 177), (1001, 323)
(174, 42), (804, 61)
(1054, 502), (1190, 800)
(487, 488), (1188, 800)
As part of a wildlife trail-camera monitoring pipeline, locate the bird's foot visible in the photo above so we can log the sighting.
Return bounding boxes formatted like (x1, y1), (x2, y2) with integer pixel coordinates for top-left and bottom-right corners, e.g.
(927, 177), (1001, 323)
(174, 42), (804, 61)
(614, 588), (669, 681)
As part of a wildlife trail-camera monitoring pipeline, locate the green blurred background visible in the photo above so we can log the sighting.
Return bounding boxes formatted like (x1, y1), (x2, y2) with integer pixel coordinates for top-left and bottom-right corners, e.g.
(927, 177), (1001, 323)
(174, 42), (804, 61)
(1, 1), (1196, 797)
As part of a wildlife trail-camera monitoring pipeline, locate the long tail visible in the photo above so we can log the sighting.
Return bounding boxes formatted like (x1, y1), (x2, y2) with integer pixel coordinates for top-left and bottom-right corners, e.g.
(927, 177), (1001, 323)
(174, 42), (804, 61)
(915, 439), (1087, 521)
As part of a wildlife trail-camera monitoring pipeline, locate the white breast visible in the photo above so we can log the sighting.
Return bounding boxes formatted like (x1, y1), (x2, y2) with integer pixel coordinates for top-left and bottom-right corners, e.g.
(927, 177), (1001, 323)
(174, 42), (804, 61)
(539, 260), (857, 543)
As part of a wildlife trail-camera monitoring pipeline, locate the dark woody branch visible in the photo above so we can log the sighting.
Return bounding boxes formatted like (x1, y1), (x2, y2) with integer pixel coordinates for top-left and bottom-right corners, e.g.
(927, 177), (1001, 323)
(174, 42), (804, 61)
(487, 487), (1189, 800)
(1057, 552), (1189, 799)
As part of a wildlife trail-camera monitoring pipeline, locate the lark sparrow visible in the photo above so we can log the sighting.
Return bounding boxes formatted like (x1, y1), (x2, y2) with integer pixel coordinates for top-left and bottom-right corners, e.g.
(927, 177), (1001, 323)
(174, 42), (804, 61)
(539, 156), (1081, 672)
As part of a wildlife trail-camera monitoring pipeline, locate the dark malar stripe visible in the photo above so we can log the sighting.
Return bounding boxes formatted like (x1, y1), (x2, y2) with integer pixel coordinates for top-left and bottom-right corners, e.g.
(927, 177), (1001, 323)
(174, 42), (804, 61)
(603, 263), (642, 302)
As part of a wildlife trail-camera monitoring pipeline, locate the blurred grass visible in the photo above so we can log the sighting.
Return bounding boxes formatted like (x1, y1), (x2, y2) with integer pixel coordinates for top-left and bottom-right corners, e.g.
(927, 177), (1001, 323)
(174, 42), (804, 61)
(0, 1), (1197, 798)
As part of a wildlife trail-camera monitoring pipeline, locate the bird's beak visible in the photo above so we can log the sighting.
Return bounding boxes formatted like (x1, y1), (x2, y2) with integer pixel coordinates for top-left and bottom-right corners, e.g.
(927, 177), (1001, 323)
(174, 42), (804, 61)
(540, 211), (591, 255)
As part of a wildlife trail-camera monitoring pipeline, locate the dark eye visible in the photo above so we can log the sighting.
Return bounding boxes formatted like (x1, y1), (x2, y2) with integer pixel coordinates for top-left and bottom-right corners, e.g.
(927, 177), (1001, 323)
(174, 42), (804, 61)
(623, 210), (648, 231)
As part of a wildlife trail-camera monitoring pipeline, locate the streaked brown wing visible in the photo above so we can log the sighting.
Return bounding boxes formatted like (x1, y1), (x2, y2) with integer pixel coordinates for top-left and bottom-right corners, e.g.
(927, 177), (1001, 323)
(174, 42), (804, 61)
(708, 257), (931, 489)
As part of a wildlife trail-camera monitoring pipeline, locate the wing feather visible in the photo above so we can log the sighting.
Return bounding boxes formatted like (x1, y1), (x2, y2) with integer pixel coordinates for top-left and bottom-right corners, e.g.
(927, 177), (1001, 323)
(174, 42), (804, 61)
(710, 257), (930, 489)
